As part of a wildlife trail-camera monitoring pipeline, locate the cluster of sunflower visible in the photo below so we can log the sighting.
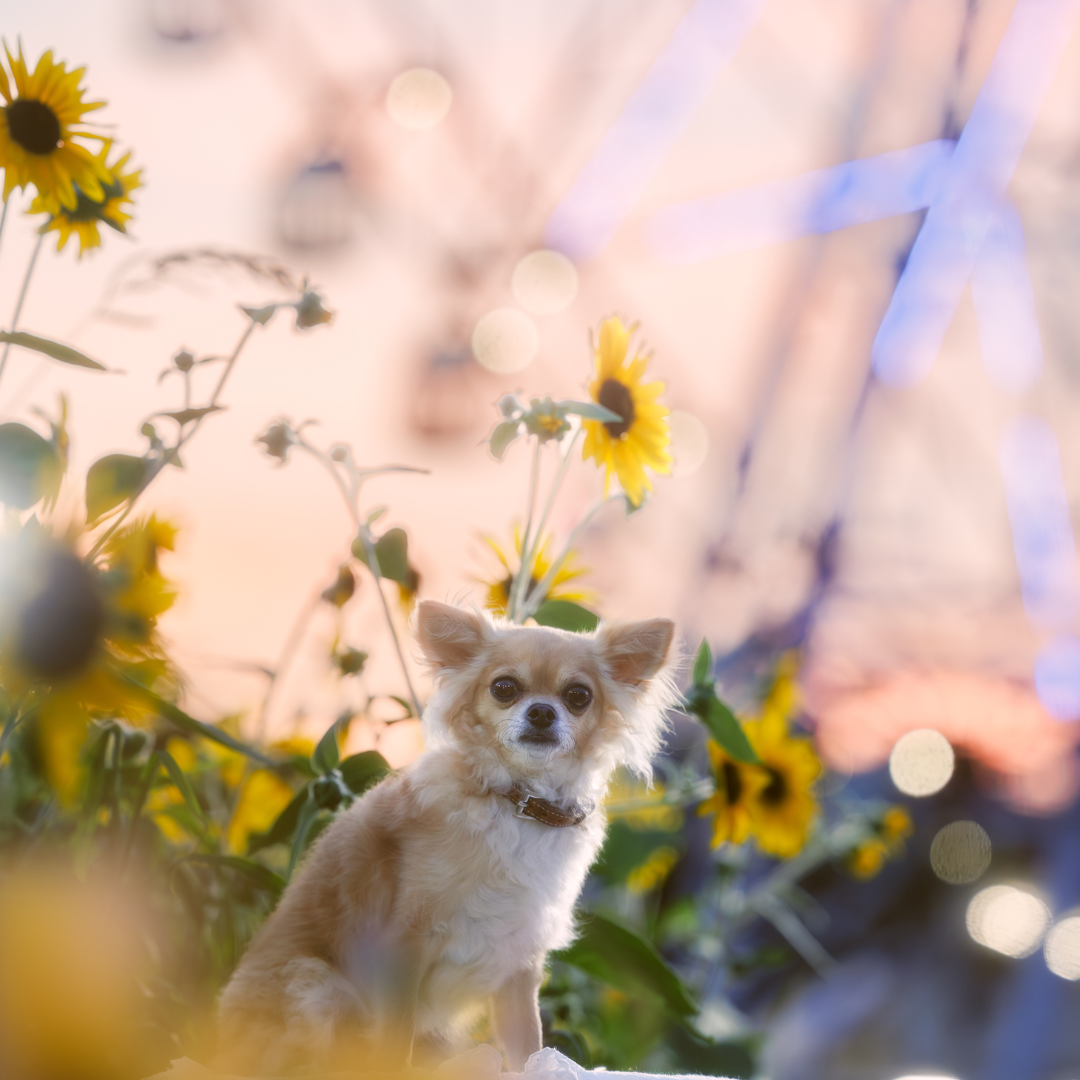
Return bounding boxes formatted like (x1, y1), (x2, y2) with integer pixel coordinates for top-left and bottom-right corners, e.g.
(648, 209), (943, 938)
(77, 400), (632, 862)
(482, 314), (671, 624)
(0, 40), (140, 255)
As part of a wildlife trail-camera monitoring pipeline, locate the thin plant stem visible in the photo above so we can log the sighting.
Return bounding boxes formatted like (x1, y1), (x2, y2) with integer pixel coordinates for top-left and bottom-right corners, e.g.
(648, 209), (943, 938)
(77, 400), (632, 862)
(0, 198), (10, 267)
(296, 442), (424, 719)
(0, 231), (45, 389)
(257, 588), (323, 743)
(86, 316), (264, 561)
(521, 494), (620, 619)
(508, 439), (542, 622)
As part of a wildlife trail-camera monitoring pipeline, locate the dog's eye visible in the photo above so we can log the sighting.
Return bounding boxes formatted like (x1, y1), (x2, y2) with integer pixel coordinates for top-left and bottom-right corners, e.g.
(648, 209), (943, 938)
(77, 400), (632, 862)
(490, 678), (520, 702)
(564, 684), (592, 711)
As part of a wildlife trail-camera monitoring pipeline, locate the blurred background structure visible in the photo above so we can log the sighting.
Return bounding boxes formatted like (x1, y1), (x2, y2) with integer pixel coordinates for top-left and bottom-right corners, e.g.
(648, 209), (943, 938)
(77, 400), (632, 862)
(2, 0), (1080, 1077)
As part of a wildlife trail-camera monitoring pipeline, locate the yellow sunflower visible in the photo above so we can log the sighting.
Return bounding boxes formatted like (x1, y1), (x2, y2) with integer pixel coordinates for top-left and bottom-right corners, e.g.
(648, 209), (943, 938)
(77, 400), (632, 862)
(481, 526), (592, 615)
(743, 704), (822, 860)
(0, 42), (108, 210)
(697, 739), (767, 848)
(30, 145), (141, 256)
(581, 316), (672, 507)
(847, 805), (914, 880)
(0, 516), (178, 804)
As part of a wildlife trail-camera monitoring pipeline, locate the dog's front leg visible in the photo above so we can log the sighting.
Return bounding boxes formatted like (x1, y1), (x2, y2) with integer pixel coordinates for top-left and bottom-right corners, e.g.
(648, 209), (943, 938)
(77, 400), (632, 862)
(491, 964), (543, 1072)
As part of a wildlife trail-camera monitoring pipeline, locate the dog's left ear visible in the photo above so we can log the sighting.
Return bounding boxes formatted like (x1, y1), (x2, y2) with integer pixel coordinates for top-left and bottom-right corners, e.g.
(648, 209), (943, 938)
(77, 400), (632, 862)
(597, 619), (675, 686)
(417, 600), (489, 670)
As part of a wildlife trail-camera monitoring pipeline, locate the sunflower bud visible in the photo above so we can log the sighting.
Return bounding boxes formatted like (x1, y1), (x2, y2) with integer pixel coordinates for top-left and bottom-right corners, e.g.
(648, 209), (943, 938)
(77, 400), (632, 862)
(173, 349), (194, 372)
(329, 445), (349, 463)
(523, 396), (571, 444)
(294, 290), (333, 330)
(321, 565), (356, 608)
(256, 421), (296, 465)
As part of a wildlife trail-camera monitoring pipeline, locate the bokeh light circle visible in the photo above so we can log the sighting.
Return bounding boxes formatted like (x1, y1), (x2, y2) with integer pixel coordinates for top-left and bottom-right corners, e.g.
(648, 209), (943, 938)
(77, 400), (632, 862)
(386, 68), (452, 130)
(889, 729), (955, 796)
(669, 411), (710, 477)
(1044, 914), (1080, 980)
(511, 250), (578, 314)
(930, 820), (991, 885)
(471, 308), (539, 373)
(966, 884), (1051, 958)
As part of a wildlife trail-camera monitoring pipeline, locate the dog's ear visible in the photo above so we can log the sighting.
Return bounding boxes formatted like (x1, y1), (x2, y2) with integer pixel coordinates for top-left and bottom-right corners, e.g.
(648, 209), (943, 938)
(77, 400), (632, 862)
(598, 619), (675, 686)
(417, 601), (489, 670)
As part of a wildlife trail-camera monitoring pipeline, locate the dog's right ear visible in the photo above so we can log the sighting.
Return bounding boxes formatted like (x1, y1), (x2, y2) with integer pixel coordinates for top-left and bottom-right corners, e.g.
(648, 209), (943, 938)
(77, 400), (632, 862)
(417, 601), (489, 670)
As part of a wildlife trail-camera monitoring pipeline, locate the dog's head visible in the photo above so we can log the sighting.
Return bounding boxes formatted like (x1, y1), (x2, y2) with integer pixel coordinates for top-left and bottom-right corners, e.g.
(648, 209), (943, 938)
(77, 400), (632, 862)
(416, 601), (676, 791)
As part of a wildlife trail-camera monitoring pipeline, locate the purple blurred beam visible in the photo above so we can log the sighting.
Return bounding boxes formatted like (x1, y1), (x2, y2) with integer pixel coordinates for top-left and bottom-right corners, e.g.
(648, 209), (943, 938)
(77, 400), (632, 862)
(872, 0), (1080, 386)
(971, 197), (1044, 392)
(543, 0), (769, 262)
(647, 140), (955, 262)
(998, 416), (1080, 631)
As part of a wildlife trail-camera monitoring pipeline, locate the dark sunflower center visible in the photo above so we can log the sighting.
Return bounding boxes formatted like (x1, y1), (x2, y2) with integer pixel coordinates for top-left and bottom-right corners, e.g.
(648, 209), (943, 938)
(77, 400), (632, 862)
(721, 760), (743, 805)
(598, 378), (635, 439)
(18, 549), (105, 679)
(760, 767), (788, 807)
(6, 99), (62, 155)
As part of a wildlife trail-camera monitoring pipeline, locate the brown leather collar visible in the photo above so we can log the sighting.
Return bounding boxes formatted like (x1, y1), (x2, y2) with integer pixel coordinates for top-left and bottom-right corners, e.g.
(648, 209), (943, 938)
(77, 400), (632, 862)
(500, 783), (590, 827)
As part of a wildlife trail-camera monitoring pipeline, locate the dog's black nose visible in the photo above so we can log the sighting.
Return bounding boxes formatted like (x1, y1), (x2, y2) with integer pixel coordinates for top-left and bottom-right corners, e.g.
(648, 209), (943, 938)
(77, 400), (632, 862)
(525, 703), (557, 729)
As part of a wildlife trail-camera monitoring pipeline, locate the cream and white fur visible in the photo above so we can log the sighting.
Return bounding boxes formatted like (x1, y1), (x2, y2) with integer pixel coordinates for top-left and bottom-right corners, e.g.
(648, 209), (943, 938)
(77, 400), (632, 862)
(216, 601), (676, 1075)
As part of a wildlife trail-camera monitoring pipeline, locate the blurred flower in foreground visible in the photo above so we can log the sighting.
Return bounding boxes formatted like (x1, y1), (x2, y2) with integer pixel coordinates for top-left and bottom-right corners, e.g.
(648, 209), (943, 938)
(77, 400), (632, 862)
(847, 805), (914, 879)
(607, 773), (684, 831)
(481, 526), (591, 616)
(228, 769), (294, 854)
(0, 41), (108, 209)
(698, 738), (767, 848)
(581, 316), (672, 507)
(0, 517), (177, 802)
(627, 845), (680, 894)
(30, 144), (141, 256)
(256, 419), (297, 464)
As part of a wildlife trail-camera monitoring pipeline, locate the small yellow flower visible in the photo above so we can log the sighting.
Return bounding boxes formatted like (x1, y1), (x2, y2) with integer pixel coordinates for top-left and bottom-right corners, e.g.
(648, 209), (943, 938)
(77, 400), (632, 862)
(848, 839), (888, 880)
(606, 774), (683, 832)
(581, 317), (672, 507)
(626, 845), (680, 893)
(480, 526), (591, 615)
(697, 739), (767, 848)
(30, 144), (141, 257)
(0, 42), (108, 209)
(847, 805), (914, 879)
(743, 707), (822, 859)
(882, 805), (914, 845)
(228, 769), (295, 854)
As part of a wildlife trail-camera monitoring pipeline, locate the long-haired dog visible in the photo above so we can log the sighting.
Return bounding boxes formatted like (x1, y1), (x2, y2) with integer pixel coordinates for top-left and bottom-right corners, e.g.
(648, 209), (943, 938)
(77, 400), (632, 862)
(216, 600), (676, 1075)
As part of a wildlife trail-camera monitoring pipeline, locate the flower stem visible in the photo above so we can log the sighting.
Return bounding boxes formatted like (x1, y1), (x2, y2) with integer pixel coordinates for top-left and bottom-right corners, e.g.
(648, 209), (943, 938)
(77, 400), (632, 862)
(296, 441), (424, 720)
(521, 493), (620, 620)
(513, 426), (582, 620)
(0, 231), (44, 390)
(508, 439), (542, 623)
(257, 588), (323, 743)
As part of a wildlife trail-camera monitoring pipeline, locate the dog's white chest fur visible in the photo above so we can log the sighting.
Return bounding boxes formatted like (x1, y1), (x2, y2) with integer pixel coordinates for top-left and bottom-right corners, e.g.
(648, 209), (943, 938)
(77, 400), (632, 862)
(414, 791), (604, 1027)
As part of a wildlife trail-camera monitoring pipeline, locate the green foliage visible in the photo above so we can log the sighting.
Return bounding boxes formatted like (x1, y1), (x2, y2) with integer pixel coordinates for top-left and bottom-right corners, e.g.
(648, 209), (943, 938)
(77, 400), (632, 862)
(0, 329), (106, 370)
(682, 638), (759, 764)
(533, 599), (601, 633)
(0, 421), (60, 508)
(85, 452), (149, 522)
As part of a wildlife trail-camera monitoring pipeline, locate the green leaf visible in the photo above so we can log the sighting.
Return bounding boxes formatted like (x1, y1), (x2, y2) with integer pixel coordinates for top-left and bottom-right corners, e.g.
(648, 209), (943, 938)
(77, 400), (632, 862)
(0, 422), (60, 509)
(85, 453), (149, 523)
(118, 676), (276, 766)
(287, 797), (320, 878)
(488, 419), (521, 460)
(240, 303), (277, 325)
(247, 785), (308, 854)
(182, 854), (285, 899)
(312, 716), (343, 774)
(387, 695), (415, 719)
(554, 912), (697, 1019)
(338, 751), (390, 796)
(562, 400), (623, 424)
(685, 691), (759, 764)
(158, 748), (204, 821)
(155, 406), (224, 425)
(533, 600), (601, 634)
(692, 638), (712, 685)
(0, 330), (106, 370)
(356, 528), (412, 585)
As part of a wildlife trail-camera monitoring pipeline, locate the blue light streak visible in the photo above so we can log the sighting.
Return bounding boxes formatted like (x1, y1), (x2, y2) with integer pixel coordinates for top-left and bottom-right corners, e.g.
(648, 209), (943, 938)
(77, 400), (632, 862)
(543, 0), (769, 262)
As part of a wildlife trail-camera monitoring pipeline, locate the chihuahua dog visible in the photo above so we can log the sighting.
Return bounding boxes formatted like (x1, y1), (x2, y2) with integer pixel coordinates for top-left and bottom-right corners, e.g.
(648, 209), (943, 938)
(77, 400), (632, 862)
(216, 600), (676, 1075)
